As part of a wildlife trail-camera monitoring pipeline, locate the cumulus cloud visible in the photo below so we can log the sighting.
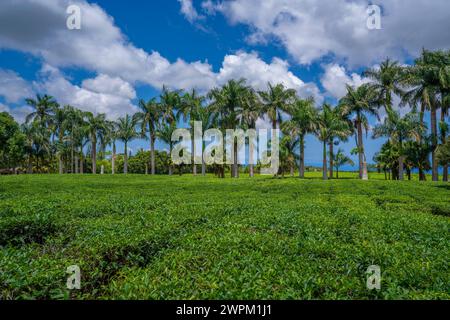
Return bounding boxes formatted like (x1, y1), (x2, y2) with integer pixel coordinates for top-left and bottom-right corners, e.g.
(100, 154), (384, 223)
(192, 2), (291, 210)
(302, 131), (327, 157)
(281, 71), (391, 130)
(0, 0), (216, 91)
(217, 52), (323, 103)
(0, 69), (34, 103)
(35, 65), (138, 120)
(0, 0), (322, 121)
(321, 64), (370, 99)
(204, 0), (450, 66)
(82, 74), (136, 100)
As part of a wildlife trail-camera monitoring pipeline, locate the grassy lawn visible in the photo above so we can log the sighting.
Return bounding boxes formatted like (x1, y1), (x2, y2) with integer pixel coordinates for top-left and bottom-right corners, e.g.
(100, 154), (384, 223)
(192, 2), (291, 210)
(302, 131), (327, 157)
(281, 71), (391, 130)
(0, 173), (449, 300)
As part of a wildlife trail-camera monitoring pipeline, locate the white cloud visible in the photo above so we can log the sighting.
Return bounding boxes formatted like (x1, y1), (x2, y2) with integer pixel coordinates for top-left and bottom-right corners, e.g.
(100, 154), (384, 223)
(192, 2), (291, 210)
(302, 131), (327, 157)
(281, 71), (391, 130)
(0, 0), (216, 91)
(82, 74), (136, 100)
(217, 52), (323, 103)
(0, 0), (323, 118)
(35, 65), (138, 120)
(0, 69), (33, 103)
(0, 103), (34, 124)
(178, 0), (203, 23)
(204, 0), (450, 66)
(321, 64), (370, 99)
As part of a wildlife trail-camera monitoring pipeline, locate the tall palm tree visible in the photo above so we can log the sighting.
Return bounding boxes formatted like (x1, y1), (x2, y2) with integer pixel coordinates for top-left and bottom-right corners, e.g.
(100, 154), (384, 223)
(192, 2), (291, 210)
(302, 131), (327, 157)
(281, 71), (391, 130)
(237, 90), (260, 177)
(156, 122), (177, 175)
(103, 120), (118, 175)
(364, 58), (406, 114)
(339, 84), (380, 180)
(117, 115), (138, 174)
(160, 86), (181, 124)
(316, 104), (352, 180)
(401, 49), (449, 181)
(179, 89), (205, 176)
(282, 97), (317, 178)
(258, 83), (296, 130)
(85, 112), (107, 174)
(373, 111), (426, 180)
(134, 98), (161, 175)
(52, 105), (68, 174)
(208, 79), (254, 178)
(192, 105), (215, 176)
(25, 94), (58, 127)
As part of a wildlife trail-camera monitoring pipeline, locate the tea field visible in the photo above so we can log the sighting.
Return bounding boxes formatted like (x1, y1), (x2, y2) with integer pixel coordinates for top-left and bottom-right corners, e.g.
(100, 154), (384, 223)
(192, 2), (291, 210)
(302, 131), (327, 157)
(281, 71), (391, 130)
(0, 173), (449, 299)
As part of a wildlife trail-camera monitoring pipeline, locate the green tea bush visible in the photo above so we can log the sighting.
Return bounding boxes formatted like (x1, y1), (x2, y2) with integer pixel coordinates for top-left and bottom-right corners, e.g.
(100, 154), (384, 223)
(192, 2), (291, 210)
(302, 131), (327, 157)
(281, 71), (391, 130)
(0, 173), (448, 300)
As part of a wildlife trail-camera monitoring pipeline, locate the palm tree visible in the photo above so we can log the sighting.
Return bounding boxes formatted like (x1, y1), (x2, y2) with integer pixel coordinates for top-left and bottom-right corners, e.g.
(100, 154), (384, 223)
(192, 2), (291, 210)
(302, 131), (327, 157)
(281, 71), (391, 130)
(258, 83), (296, 130)
(316, 104), (352, 180)
(339, 84), (380, 180)
(237, 90), (260, 177)
(160, 86), (181, 124)
(103, 120), (118, 175)
(208, 79), (254, 178)
(373, 111), (426, 180)
(279, 135), (300, 177)
(179, 89), (205, 176)
(52, 105), (67, 174)
(192, 105), (215, 176)
(333, 149), (354, 179)
(85, 112), (107, 174)
(21, 122), (51, 173)
(282, 97), (317, 178)
(25, 94), (58, 127)
(401, 49), (448, 181)
(156, 122), (177, 175)
(117, 115), (138, 174)
(134, 98), (161, 175)
(374, 142), (399, 180)
(364, 58), (406, 114)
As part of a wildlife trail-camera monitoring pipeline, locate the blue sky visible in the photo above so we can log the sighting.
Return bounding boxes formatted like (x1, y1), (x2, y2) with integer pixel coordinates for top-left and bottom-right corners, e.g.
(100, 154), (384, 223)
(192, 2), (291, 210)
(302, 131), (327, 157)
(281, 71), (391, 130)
(0, 0), (449, 168)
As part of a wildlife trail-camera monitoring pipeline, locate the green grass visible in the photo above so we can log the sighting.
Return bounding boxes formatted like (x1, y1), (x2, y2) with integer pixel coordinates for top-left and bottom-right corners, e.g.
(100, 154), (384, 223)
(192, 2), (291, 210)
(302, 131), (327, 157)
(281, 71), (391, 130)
(0, 173), (449, 300)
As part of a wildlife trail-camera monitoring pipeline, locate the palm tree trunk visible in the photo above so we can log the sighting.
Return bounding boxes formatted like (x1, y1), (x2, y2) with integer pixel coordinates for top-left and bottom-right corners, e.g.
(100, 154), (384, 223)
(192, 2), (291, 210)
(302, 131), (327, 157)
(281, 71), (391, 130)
(150, 133), (156, 175)
(441, 108), (448, 182)
(124, 141), (128, 174)
(71, 142), (74, 174)
(398, 156), (404, 181)
(80, 152), (84, 174)
(299, 134), (305, 178)
(322, 141), (328, 180)
(357, 117), (368, 180)
(232, 140), (238, 178)
(399, 137), (404, 181)
(290, 164), (294, 177)
(75, 155), (79, 174)
(329, 141), (334, 179)
(192, 136), (197, 176)
(58, 154), (63, 174)
(431, 105), (438, 181)
(112, 142), (116, 175)
(169, 142), (173, 176)
(249, 133), (255, 178)
(92, 137), (97, 174)
(202, 141), (206, 176)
